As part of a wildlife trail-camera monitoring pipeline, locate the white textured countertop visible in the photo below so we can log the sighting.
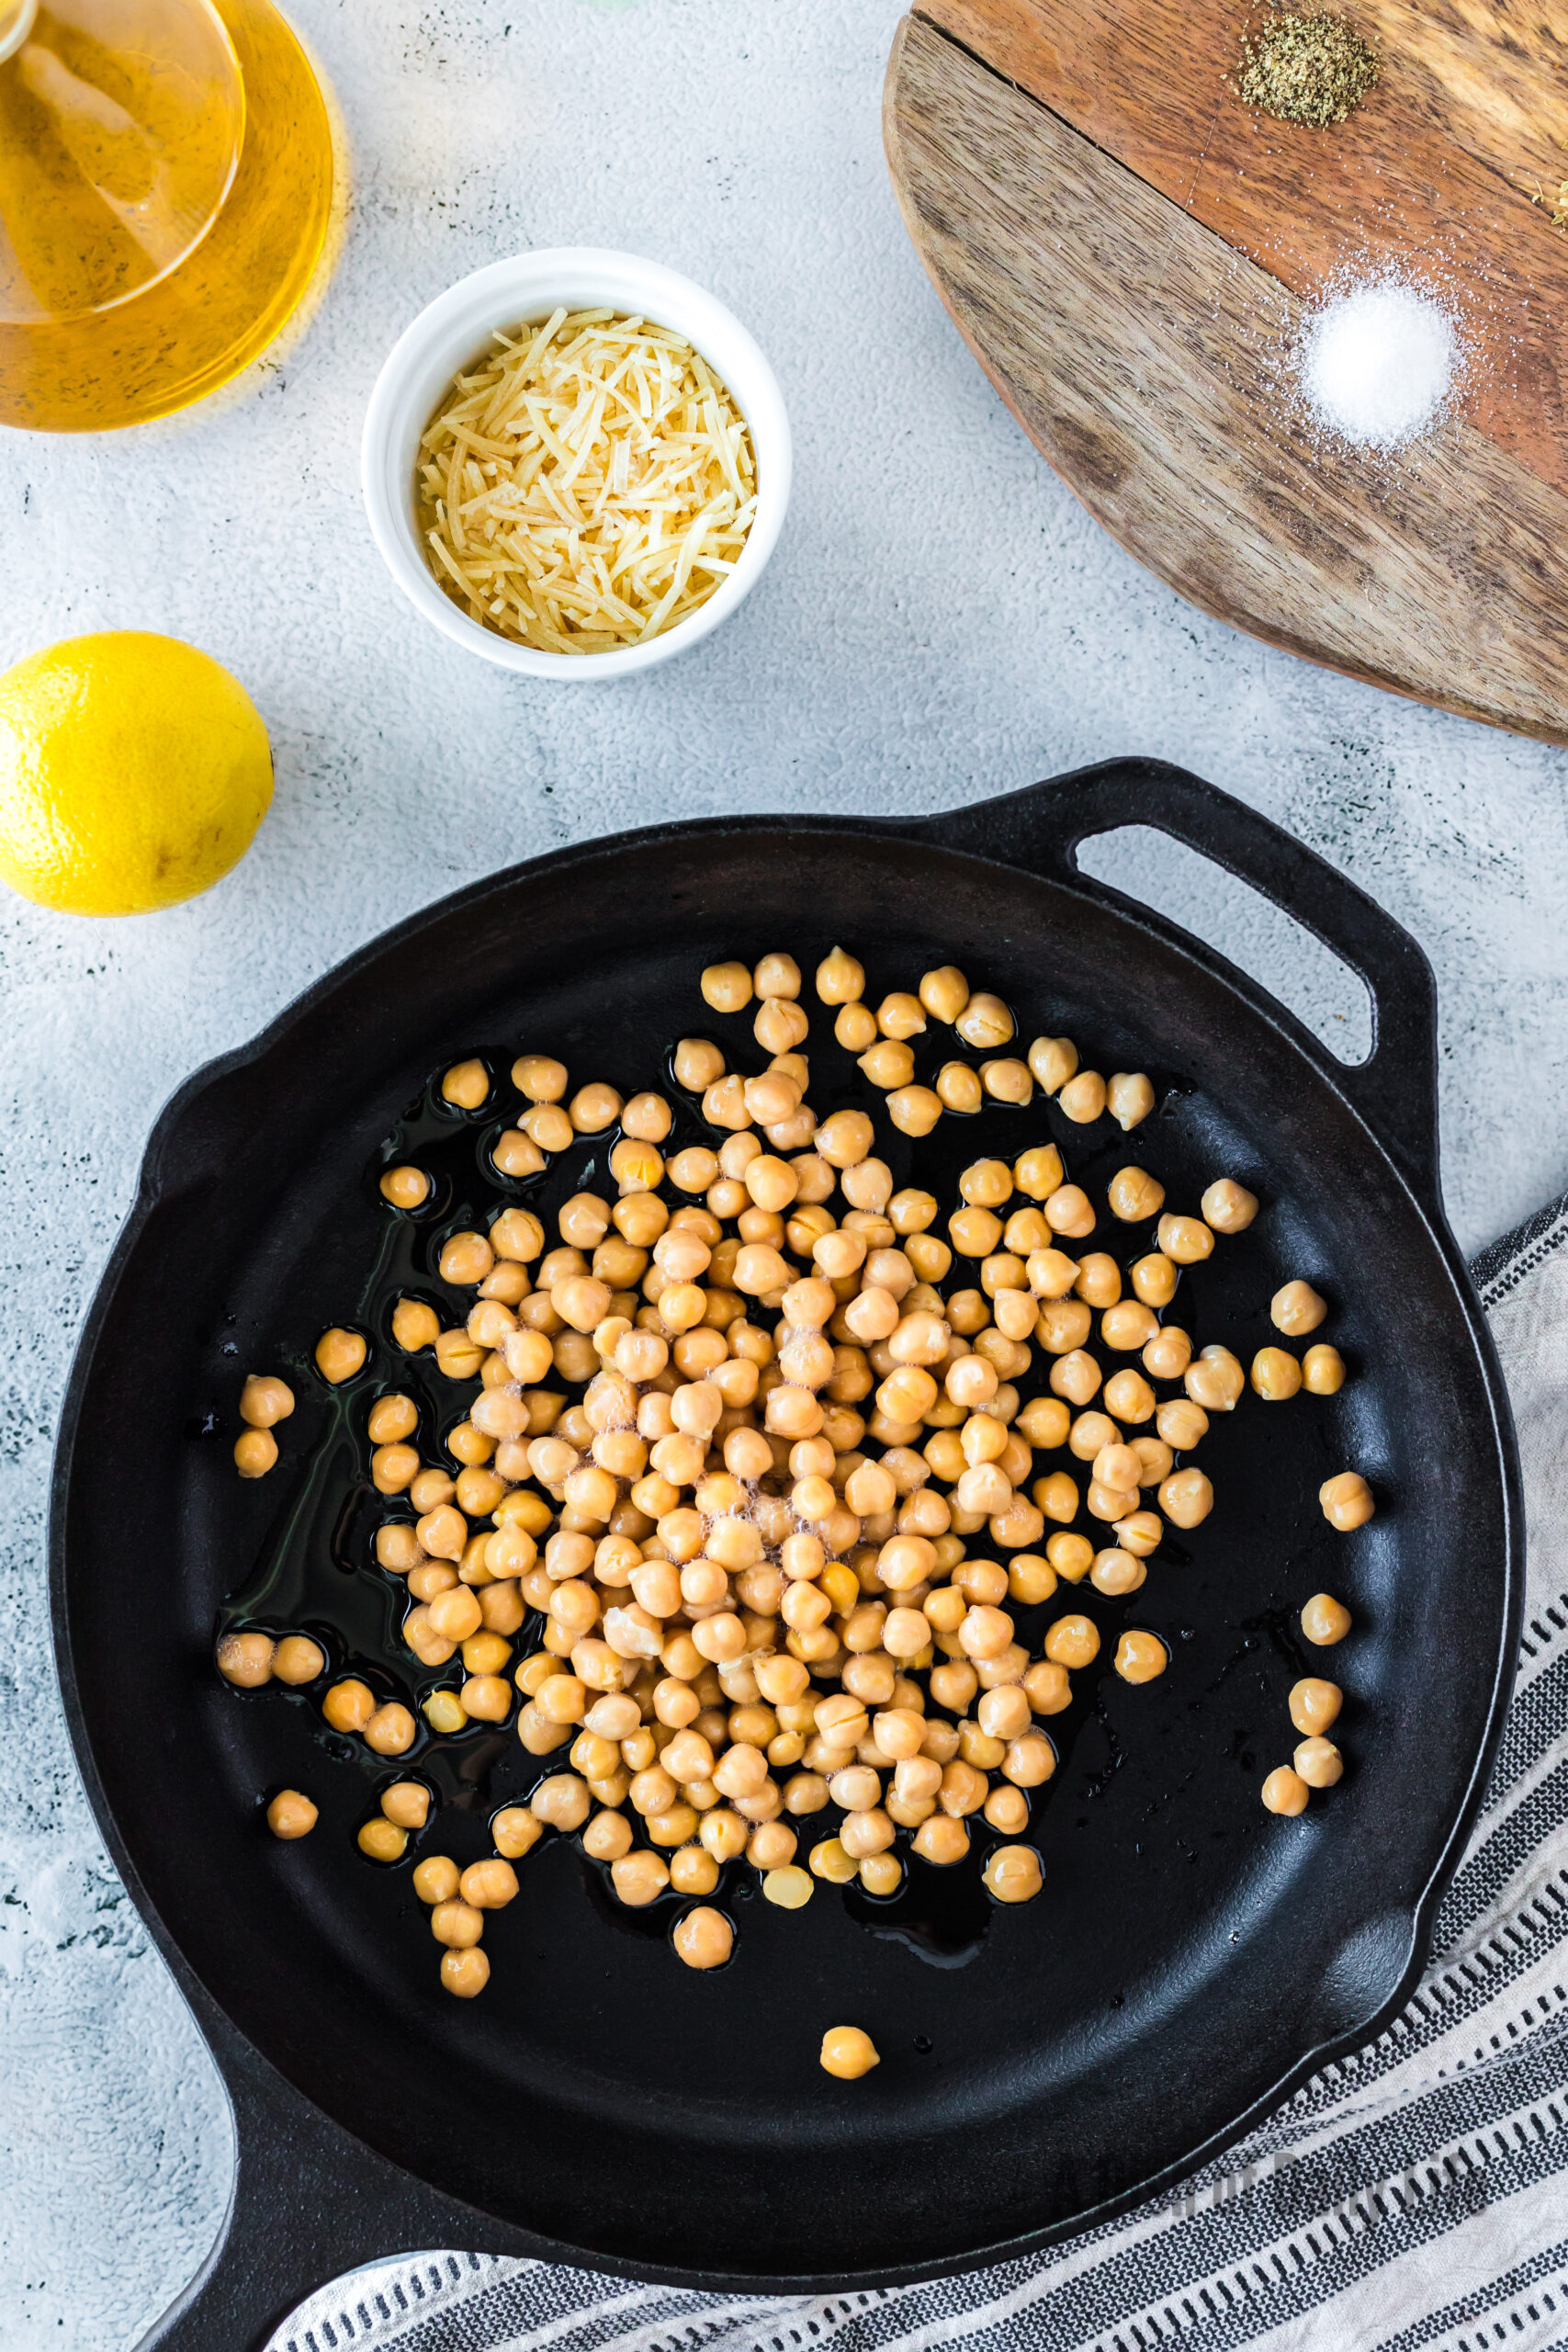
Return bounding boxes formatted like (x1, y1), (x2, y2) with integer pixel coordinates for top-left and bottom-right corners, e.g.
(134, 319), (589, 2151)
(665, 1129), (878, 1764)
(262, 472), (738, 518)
(5, 2), (1568, 2339)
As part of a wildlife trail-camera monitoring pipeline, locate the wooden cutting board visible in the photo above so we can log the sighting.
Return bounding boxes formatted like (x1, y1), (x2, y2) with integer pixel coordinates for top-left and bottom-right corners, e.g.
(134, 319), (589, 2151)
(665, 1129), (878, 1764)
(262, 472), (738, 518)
(884, 3), (1568, 741)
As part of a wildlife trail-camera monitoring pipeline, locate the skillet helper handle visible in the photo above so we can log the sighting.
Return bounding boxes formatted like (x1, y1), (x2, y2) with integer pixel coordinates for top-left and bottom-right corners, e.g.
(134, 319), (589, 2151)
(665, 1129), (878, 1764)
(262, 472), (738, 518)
(926, 759), (1441, 1209)
(138, 2001), (525, 2352)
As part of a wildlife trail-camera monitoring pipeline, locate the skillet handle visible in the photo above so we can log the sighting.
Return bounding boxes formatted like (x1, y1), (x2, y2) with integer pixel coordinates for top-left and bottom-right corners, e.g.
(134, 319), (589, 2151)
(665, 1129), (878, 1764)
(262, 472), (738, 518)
(136, 1996), (531, 2352)
(920, 758), (1441, 1211)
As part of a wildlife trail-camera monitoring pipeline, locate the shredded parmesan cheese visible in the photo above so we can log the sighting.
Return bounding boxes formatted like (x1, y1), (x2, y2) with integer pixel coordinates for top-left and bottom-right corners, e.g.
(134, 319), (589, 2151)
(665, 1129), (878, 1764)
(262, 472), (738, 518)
(416, 308), (758, 655)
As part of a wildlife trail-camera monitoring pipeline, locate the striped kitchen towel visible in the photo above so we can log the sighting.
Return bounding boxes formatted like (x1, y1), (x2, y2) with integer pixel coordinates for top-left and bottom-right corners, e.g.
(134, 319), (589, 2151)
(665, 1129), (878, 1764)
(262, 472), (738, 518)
(269, 1195), (1568, 2352)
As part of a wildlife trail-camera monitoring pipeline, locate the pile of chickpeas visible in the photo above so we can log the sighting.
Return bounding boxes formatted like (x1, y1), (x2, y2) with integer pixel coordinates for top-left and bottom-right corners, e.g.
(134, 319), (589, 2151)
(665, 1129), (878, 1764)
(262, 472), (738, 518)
(220, 942), (1369, 2038)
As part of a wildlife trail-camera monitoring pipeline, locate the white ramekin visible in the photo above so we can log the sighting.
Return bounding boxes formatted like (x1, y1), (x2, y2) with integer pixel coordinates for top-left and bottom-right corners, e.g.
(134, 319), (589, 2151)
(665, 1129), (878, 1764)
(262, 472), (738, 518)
(360, 249), (791, 680)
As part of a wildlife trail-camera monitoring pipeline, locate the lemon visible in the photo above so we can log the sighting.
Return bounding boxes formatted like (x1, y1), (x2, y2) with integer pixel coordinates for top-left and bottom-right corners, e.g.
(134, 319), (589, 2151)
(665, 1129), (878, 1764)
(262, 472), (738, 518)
(0, 631), (273, 915)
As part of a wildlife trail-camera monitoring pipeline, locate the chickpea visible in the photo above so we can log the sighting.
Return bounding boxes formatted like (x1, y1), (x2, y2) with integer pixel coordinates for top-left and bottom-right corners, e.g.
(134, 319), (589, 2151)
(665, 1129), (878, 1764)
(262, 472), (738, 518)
(273, 1634), (325, 1685)
(380, 1164), (432, 1209)
(1108, 1167), (1165, 1224)
(1158, 1467), (1213, 1529)
(441, 1949), (491, 1997)
(829, 1001), (874, 1051)
(1272, 1279), (1327, 1336)
(1320, 1472), (1374, 1532)
(1292, 1733), (1345, 1790)
(423, 1690), (468, 1736)
(672, 1038), (725, 1092)
(1055, 1070), (1104, 1125)
(266, 1789), (317, 1839)
(322, 1679), (375, 1734)
(391, 1299), (439, 1353)
(756, 999), (808, 1052)
(1201, 1177), (1258, 1233)
(1091, 1548), (1145, 1597)
(1144, 1327), (1192, 1383)
(815, 944), (863, 1004)
(456, 1859), (517, 1910)
(570, 1082), (622, 1135)
(441, 1058), (490, 1111)
(378, 1781), (430, 1832)
(1289, 1677), (1342, 1736)
(492, 1805), (544, 1859)
(936, 1062), (983, 1115)
(819, 2025), (880, 2078)
(357, 1817), (407, 1863)
(888, 1086), (943, 1138)
(233, 1426), (278, 1477)
(240, 1374), (295, 1430)
(431, 1899), (484, 1949)
(702, 961), (753, 1012)
(981, 1057), (1033, 1105)
(670, 1843), (720, 1893)
(1251, 1347), (1303, 1401)
(667, 1904), (734, 1970)
(1156, 1396), (1207, 1451)
(1302, 1592), (1353, 1646)
(858, 1852), (903, 1897)
(982, 1844), (1043, 1904)
(367, 1393), (418, 1445)
(314, 1327), (367, 1385)
(365, 1702), (416, 1757)
(412, 1855), (460, 1904)
(612, 1850), (671, 1907)
(753, 951), (802, 1000)
(1044, 1614), (1099, 1668)
(1303, 1343), (1346, 1396)
(912, 1815), (970, 1866)
(1107, 1072), (1155, 1131)
(217, 1631), (275, 1687)
(492, 1129), (545, 1179)
(1262, 1766), (1310, 1817)
(1114, 1629), (1168, 1683)
(1185, 1346), (1244, 1412)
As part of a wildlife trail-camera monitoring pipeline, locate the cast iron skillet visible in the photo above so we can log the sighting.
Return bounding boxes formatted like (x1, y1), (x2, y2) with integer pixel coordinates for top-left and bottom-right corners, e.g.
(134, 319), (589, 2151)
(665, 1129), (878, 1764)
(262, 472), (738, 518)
(51, 763), (1521, 2352)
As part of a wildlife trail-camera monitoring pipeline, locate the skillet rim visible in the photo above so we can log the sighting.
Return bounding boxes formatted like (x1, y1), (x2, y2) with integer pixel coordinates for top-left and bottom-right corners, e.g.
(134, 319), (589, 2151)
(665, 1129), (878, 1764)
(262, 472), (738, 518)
(48, 769), (1525, 2292)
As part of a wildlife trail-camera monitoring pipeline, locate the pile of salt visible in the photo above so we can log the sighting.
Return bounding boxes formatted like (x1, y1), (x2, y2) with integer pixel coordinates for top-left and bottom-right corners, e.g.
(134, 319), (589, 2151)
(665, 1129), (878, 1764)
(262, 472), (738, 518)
(1299, 281), (1457, 450)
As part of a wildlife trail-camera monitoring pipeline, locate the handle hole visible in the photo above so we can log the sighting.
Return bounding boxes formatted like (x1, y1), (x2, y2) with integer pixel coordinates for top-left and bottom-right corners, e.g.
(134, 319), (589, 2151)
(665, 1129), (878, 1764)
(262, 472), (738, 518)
(1075, 826), (1372, 1066)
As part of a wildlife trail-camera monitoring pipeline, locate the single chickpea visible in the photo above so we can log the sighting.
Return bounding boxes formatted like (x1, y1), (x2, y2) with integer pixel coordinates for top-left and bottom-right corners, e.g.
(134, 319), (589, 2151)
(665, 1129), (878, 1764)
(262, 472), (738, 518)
(912, 1815), (970, 1866)
(835, 1002), (878, 1052)
(1289, 1677), (1342, 1736)
(1262, 1766), (1310, 1817)
(762, 1864), (816, 1910)
(322, 1679), (375, 1734)
(357, 1818), (407, 1863)
(438, 1058), (488, 1111)
(1131, 1253), (1177, 1309)
(365, 1702), (416, 1756)
(1158, 1467), (1213, 1529)
(1144, 1328), (1193, 1383)
(611, 1850), (671, 1907)
(234, 1427), (278, 1478)
(1091, 1548), (1145, 1597)
(217, 1632), (275, 1688)
(412, 1854), (460, 1905)
(240, 1374), (295, 1430)
(492, 1130), (545, 1179)
(983, 1844), (1043, 1903)
(819, 2026), (880, 2078)
(671, 1905), (734, 1969)
(1272, 1279), (1327, 1336)
(273, 1634), (325, 1686)
(1156, 1396), (1207, 1450)
(956, 992), (1014, 1051)
(1185, 1346), (1244, 1412)
(1058, 1071), (1107, 1125)
(815, 944), (863, 1004)
(1156, 1214), (1213, 1266)
(1295, 1736), (1344, 1788)
(1251, 1347), (1303, 1401)
(982, 1057), (1033, 1105)
(459, 1859), (519, 1909)
(380, 1781), (431, 1830)
(1107, 1072), (1155, 1131)
(755, 951), (802, 1000)
(936, 1062), (983, 1115)
(367, 1393), (418, 1444)
(441, 1949), (491, 1997)
(567, 1083), (621, 1135)
(266, 1789), (317, 1839)
(888, 1086), (943, 1138)
(1114, 1629), (1168, 1683)
(1201, 1177), (1258, 1233)
(1108, 1167), (1165, 1224)
(920, 965), (970, 1023)
(1303, 1343), (1346, 1396)
(670, 1843), (720, 1894)
(314, 1328), (367, 1385)
(858, 1852), (903, 1897)
(380, 1165), (432, 1210)
(491, 1805), (544, 1860)
(876, 990), (926, 1040)
(430, 1899), (484, 1949)
(1301, 1592), (1353, 1646)
(1044, 1614), (1099, 1668)
(1320, 1472), (1374, 1531)
(702, 961), (753, 1012)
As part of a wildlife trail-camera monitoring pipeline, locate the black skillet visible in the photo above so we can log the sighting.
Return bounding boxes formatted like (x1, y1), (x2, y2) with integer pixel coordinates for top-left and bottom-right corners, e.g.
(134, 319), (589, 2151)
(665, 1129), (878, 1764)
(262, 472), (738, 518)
(51, 762), (1522, 2351)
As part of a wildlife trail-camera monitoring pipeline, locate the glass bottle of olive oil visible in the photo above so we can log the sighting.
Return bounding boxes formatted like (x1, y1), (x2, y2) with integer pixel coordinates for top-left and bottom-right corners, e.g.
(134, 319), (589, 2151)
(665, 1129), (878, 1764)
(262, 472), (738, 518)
(0, 0), (333, 432)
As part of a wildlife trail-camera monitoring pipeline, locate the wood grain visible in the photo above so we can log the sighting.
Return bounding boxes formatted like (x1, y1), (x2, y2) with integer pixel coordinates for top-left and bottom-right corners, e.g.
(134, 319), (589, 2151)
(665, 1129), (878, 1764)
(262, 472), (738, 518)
(885, 10), (1568, 741)
(921, 0), (1568, 496)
